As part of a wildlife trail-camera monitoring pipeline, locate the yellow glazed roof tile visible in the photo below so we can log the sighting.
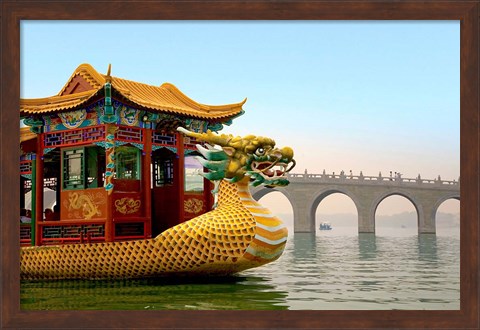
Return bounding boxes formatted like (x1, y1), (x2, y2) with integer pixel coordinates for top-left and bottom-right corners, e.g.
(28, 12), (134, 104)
(20, 63), (246, 120)
(20, 90), (100, 115)
(20, 126), (36, 143)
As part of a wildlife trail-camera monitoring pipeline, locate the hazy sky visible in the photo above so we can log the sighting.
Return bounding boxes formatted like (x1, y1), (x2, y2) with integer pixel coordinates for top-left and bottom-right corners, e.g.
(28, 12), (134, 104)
(21, 21), (460, 216)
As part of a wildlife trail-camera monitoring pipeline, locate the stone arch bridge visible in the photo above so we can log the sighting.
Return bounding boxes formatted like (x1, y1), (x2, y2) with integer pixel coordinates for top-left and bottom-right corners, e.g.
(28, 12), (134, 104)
(251, 171), (460, 234)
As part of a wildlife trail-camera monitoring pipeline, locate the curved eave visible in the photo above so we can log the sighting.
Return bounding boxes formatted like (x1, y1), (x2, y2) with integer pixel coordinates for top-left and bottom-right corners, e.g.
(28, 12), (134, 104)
(111, 81), (246, 120)
(160, 82), (247, 116)
(20, 89), (100, 116)
(119, 93), (246, 120)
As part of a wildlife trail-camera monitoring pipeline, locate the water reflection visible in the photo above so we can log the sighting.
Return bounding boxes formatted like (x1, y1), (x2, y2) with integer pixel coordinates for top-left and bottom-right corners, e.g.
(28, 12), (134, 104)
(286, 233), (323, 282)
(291, 233), (317, 261)
(21, 275), (289, 310)
(21, 231), (460, 310)
(417, 234), (438, 263)
(358, 233), (377, 260)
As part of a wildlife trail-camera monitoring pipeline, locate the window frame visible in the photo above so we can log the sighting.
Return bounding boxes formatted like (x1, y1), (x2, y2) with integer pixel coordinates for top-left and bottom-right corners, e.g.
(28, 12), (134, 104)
(115, 145), (141, 180)
(62, 147), (85, 190)
(62, 146), (106, 190)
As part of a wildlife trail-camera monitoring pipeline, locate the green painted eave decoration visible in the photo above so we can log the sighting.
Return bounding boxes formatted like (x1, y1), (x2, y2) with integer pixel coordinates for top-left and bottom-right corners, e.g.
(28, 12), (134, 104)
(100, 82), (118, 124)
(152, 145), (177, 154)
(23, 117), (43, 133)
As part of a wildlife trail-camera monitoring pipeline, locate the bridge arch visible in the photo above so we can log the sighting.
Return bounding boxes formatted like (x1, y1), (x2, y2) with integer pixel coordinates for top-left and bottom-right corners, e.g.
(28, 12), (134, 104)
(432, 194), (460, 234)
(432, 193), (460, 216)
(372, 190), (423, 233)
(308, 187), (360, 232)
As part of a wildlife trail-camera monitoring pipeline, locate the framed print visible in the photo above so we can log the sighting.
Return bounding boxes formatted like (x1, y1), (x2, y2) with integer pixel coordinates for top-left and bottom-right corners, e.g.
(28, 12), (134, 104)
(1, 1), (478, 329)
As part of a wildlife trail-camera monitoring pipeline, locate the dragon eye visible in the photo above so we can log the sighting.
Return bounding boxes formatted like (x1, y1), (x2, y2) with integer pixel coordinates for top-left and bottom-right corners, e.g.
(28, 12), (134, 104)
(255, 147), (265, 156)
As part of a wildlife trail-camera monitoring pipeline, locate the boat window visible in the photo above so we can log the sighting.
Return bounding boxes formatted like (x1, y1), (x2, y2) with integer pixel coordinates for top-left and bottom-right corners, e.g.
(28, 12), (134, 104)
(116, 146), (140, 180)
(63, 148), (84, 189)
(62, 146), (105, 190)
(184, 155), (204, 193)
(153, 155), (174, 187)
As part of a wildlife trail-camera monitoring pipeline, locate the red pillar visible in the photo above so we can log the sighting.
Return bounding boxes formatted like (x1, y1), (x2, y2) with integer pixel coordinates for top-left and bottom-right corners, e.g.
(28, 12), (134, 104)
(34, 133), (44, 246)
(176, 131), (185, 223)
(143, 128), (152, 238)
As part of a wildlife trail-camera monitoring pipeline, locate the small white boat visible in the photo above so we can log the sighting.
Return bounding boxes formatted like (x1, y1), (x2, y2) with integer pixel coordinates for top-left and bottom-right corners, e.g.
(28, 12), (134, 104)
(319, 222), (332, 230)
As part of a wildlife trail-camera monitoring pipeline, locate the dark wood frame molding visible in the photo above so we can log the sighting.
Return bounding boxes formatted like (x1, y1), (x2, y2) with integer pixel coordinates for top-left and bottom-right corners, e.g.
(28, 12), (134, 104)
(1, 1), (478, 329)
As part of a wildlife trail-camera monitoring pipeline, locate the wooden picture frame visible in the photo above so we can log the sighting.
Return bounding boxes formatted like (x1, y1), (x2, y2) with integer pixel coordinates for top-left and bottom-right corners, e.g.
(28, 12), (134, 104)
(1, 1), (478, 328)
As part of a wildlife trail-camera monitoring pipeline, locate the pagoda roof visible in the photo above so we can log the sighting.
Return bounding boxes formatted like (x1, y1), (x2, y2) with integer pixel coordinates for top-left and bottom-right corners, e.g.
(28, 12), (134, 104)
(20, 63), (246, 120)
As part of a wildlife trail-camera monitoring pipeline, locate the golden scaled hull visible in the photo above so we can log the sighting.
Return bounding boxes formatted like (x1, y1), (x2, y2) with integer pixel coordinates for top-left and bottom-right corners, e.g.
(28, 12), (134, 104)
(21, 181), (288, 280)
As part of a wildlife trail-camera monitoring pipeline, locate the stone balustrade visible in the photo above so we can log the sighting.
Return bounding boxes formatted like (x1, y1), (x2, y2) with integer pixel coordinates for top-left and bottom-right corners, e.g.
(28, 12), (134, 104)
(287, 172), (459, 189)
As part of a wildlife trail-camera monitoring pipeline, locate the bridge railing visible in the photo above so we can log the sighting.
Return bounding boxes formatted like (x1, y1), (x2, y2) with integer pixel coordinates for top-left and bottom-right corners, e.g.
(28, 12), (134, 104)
(286, 172), (459, 188)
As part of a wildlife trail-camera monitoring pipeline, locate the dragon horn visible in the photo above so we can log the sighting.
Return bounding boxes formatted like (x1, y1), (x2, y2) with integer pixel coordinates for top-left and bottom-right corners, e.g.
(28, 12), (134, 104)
(177, 127), (231, 147)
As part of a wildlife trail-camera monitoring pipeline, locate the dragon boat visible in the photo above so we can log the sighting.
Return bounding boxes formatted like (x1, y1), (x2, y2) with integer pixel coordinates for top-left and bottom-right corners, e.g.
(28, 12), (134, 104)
(21, 128), (295, 279)
(19, 64), (295, 280)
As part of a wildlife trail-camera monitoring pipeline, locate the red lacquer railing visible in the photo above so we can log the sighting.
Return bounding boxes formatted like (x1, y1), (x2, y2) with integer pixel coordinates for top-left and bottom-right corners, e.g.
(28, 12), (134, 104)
(32, 217), (150, 246)
(38, 220), (106, 245)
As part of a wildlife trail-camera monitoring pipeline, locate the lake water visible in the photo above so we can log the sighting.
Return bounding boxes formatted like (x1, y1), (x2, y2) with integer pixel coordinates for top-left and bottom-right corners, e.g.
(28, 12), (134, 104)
(20, 228), (460, 310)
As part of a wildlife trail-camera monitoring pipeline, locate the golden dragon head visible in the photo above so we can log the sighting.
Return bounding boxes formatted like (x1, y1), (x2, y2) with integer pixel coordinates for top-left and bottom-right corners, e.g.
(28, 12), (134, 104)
(177, 127), (295, 187)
